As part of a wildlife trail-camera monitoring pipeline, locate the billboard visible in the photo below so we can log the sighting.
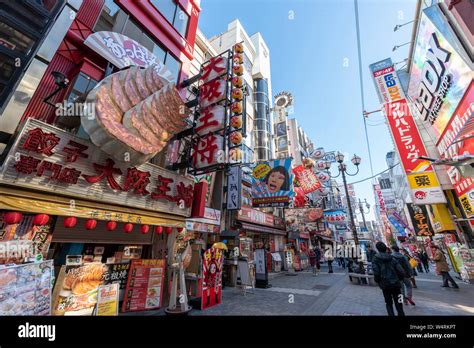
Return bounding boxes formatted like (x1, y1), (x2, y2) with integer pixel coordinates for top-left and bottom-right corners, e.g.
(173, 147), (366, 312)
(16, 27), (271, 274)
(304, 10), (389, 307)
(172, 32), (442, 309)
(369, 58), (404, 104)
(406, 203), (434, 237)
(407, 5), (473, 140)
(251, 158), (294, 208)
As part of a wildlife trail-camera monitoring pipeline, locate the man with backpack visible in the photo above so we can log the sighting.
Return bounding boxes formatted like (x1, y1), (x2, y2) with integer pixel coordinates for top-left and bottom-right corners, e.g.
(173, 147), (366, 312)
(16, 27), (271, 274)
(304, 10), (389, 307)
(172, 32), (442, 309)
(372, 242), (406, 316)
(391, 245), (415, 305)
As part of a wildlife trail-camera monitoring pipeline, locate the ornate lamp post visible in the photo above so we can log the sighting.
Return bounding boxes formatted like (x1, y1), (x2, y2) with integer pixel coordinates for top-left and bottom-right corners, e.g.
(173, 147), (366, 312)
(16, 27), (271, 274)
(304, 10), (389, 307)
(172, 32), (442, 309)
(325, 152), (365, 273)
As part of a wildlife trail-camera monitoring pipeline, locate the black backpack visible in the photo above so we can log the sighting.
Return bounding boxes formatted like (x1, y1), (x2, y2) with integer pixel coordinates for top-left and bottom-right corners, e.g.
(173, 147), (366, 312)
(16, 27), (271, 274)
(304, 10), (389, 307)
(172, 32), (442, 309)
(379, 257), (406, 288)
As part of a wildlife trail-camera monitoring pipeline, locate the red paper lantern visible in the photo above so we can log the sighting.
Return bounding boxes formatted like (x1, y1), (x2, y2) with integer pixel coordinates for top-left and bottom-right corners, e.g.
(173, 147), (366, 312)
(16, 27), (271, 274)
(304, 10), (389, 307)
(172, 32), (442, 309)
(140, 225), (150, 234)
(177, 227), (183, 232)
(4, 211), (22, 225)
(165, 227), (173, 235)
(155, 226), (163, 234)
(85, 219), (97, 230)
(33, 214), (49, 226)
(124, 223), (133, 233)
(106, 221), (117, 231)
(63, 216), (77, 228)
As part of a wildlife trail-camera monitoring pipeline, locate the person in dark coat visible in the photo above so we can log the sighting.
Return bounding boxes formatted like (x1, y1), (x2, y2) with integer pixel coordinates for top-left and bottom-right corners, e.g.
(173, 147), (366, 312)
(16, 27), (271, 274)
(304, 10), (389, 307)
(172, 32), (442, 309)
(420, 250), (430, 273)
(372, 242), (406, 316)
(391, 245), (415, 305)
(366, 245), (376, 263)
(314, 246), (321, 274)
(432, 245), (459, 288)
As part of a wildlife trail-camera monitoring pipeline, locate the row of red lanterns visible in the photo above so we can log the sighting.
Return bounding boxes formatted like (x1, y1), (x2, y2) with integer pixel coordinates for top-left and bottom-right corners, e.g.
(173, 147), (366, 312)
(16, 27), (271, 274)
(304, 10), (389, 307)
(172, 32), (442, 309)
(3, 211), (183, 235)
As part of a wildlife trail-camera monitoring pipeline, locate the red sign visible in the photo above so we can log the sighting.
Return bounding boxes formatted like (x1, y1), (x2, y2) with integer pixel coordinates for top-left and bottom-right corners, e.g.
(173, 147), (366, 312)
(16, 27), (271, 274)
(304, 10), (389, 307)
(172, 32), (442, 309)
(202, 248), (223, 310)
(121, 259), (165, 312)
(293, 165), (321, 193)
(385, 99), (431, 173)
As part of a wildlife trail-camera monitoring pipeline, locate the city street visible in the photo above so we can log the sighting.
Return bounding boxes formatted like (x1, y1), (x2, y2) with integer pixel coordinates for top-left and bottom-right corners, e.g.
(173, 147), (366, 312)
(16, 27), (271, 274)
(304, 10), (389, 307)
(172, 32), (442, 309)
(193, 264), (474, 316)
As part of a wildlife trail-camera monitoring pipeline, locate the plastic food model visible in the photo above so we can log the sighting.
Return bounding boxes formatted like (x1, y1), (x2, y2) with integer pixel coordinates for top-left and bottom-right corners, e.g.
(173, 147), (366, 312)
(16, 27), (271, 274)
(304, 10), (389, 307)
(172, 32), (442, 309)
(229, 131), (243, 145)
(230, 115), (242, 129)
(234, 43), (244, 53)
(232, 88), (243, 100)
(82, 65), (190, 166)
(232, 101), (242, 114)
(233, 64), (244, 75)
(232, 76), (243, 88)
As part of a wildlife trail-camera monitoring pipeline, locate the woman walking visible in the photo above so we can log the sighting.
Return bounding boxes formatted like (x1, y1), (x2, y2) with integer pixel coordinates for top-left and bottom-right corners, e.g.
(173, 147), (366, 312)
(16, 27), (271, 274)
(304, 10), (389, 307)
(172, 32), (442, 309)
(432, 245), (459, 288)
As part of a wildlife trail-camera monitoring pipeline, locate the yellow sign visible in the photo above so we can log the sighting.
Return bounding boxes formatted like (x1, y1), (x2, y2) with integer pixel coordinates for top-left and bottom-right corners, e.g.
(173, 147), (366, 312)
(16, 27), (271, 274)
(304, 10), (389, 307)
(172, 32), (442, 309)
(408, 172), (439, 189)
(252, 163), (271, 179)
(459, 193), (474, 218)
(97, 283), (119, 316)
(427, 203), (455, 232)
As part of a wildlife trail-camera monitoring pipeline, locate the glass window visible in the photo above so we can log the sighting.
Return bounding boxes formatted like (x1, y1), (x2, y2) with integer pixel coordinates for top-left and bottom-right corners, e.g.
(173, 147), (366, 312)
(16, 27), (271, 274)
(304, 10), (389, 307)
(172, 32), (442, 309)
(173, 9), (189, 37)
(165, 52), (181, 81)
(152, 43), (167, 64)
(122, 19), (142, 43)
(150, 0), (176, 24)
(0, 22), (35, 55)
(94, 0), (124, 32)
(0, 52), (16, 81)
(255, 92), (268, 104)
(245, 83), (253, 104)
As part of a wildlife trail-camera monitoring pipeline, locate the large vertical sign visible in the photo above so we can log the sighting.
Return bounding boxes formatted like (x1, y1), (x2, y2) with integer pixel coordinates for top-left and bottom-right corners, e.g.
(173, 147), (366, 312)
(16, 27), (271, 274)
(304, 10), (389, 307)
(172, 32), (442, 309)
(370, 57), (445, 205)
(407, 204), (434, 237)
(226, 166), (242, 210)
(251, 158), (294, 207)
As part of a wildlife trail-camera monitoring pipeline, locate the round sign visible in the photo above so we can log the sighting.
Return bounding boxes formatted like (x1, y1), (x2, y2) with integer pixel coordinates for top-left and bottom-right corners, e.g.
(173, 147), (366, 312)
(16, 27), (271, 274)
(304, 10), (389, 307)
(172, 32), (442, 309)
(253, 163), (271, 179)
(317, 172), (330, 183)
(312, 148), (325, 159)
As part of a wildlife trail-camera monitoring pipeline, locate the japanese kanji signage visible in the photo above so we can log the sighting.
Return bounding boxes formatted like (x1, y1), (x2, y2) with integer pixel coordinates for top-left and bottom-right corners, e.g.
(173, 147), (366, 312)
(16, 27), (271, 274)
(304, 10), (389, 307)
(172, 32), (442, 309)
(385, 99), (446, 204)
(226, 166), (242, 210)
(437, 82), (474, 218)
(84, 31), (175, 82)
(407, 203), (433, 237)
(293, 165), (321, 194)
(0, 119), (194, 217)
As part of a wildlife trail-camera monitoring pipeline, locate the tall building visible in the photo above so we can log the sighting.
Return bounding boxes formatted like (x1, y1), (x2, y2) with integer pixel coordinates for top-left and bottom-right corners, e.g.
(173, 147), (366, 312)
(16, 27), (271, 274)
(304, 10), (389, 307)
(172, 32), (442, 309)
(209, 19), (273, 161)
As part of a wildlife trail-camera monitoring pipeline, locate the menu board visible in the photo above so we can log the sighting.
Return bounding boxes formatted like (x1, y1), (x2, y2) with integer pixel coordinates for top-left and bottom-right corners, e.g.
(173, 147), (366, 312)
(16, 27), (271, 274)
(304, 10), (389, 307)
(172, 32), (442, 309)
(121, 259), (165, 312)
(104, 262), (130, 301)
(97, 283), (119, 316)
(52, 262), (109, 316)
(0, 260), (53, 315)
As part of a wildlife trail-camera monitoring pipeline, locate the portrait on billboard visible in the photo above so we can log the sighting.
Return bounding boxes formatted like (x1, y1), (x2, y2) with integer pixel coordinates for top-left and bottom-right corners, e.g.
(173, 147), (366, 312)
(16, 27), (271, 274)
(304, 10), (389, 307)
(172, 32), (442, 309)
(276, 122), (287, 137)
(277, 136), (288, 151)
(251, 158), (294, 208)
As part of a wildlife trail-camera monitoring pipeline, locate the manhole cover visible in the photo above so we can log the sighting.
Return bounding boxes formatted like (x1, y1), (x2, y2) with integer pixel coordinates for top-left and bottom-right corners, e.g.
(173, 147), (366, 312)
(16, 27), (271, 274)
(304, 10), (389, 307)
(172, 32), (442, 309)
(312, 284), (330, 290)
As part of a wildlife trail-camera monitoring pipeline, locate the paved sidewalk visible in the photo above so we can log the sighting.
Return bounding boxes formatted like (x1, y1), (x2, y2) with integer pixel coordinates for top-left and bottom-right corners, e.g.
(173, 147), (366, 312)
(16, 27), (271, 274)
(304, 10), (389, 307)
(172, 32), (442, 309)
(191, 264), (474, 316)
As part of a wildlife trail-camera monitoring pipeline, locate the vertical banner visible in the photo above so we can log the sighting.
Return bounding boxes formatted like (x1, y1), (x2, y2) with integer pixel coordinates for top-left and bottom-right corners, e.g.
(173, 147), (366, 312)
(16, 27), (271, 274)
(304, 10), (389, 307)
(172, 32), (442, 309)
(406, 203), (434, 237)
(226, 166), (242, 210)
(293, 165), (321, 193)
(202, 248), (223, 310)
(251, 158), (294, 207)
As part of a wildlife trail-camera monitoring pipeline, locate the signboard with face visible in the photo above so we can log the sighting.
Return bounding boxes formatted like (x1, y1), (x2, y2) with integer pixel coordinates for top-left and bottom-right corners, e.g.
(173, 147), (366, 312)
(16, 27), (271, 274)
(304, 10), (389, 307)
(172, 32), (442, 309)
(251, 158), (294, 208)
(0, 119), (194, 217)
(202, 248), (223, 310)
(407, 6), (473, 140)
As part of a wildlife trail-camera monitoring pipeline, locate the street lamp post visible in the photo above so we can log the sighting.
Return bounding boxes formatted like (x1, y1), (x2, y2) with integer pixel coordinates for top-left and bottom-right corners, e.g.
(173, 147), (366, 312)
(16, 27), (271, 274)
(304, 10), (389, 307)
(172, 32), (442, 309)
(325, 152), (365, 274)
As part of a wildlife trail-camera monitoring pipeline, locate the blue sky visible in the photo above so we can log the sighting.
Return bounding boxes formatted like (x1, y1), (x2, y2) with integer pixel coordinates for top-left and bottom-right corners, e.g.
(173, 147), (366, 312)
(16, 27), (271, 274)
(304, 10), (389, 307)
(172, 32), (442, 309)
(198, 0), (417, 220)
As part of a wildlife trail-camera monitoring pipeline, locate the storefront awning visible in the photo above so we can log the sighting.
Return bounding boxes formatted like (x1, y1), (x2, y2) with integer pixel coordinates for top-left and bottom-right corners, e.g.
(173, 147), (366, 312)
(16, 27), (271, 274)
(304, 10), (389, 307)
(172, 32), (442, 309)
(0, 186), (185, 227)
(239, 222), (287, 236)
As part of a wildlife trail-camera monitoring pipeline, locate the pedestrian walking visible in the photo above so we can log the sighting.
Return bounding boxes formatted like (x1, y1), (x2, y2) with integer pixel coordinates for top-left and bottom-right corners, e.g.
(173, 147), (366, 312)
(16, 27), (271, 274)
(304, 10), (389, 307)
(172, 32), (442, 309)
(432, 245), (459, 289)
(366, 245), (376, 263)
(309, 248), (317, 274)
(314, 246), (322, 275)
(420, 250), (430, 273)
(414, 250), (424, 273)
(391, 245), (415, 306)
(372, 242), (406, 316)
(403, 249), (418, 288)
(325, 247), (334, 273)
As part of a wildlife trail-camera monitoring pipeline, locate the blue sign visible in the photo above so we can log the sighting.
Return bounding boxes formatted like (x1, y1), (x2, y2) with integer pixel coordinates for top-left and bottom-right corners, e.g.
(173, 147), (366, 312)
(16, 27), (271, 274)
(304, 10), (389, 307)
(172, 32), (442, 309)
(388, 215), (406, 236)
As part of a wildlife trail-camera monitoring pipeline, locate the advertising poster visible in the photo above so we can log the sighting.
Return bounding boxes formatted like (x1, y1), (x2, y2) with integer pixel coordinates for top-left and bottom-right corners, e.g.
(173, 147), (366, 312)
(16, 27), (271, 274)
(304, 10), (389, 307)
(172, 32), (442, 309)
(407, 6), (473, 139)
(52, 262), (109, 316)
(278, 136), (288, 151)
(276, 122), (287, 136)
(0, 260), (53, 315)
(122, 259), (165, 312)
(97, 283), (119, 316)
(202, 248), (223, 310)
(293, 165), (321, 194)
(406, 204), (434, 237)
(251, 158), (294, 208)
(103, 262), (130, 301)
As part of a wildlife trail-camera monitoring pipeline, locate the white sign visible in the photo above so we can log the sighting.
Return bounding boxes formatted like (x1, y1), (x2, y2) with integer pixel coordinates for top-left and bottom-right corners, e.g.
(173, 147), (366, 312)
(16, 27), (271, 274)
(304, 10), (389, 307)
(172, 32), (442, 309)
(226, 166), (242, 210)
